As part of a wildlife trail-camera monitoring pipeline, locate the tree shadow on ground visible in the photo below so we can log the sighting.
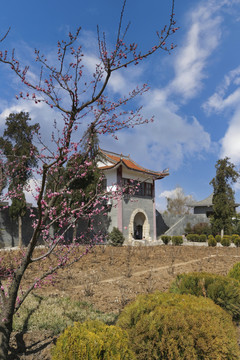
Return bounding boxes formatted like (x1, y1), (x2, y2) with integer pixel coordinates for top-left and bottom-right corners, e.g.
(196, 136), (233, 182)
(8, 293), (56, 359)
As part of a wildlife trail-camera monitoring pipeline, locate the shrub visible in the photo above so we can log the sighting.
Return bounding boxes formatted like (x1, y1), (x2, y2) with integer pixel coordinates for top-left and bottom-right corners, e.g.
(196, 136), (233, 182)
(117, 292), (240, 360)
(52, 320), (136, 360)
(232, 234), (240, 247)
(161, 235), (171, 245)
(186, 234), (199, 242)
(221, 235), (231, 247)
(228, 262), (240, 282)
(170, 272), (240, 320)
(171, 236), (183, 246)
(208, 235), (217, 247)
(108, 227), (125, 246)
(199, 234), (207, 242)
(215, 234), (221, 243)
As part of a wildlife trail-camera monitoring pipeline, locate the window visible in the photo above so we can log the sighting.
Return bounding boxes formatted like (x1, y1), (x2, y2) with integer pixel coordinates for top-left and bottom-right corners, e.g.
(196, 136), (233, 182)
(122, 178), (153, 197)
(145, 183), (152, 197)
(135, 182), (145, 196)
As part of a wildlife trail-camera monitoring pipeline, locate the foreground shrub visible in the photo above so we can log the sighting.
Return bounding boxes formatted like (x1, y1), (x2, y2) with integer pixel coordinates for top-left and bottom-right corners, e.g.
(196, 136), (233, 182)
(221, 235), (231, 247)
(170, 272), (240, 320)
(117, 292), (240, 360)
(228, 262), (240, 282)
(161, 235), (171, 245)
(171, 236), (183, 246)
(108, 227), (125, 246)
(52, 320), (135, 360)
(208, 235), (217, 247)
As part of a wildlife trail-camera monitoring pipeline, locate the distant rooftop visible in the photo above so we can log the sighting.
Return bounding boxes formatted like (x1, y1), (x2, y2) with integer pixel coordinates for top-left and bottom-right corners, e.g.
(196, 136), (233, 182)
(190, 194), (213, 208)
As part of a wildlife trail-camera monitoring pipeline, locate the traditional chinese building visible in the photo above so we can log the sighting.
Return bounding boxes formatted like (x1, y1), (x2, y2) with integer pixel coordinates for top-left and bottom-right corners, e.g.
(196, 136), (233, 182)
(97, 149), (169, 244)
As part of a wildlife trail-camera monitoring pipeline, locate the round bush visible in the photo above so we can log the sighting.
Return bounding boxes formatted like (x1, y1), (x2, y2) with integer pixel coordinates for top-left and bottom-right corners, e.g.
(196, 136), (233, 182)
(117, 292), (240, 360)
(221, 235), (231, 247)
(208, 235), (217, 247)
(228, 262), (240, 282)
(215, 234), (221, 243)
(170, 272), (240, 320)
(161, 235), (171, 245)
(232, 234), (240, 247)
(171, 236), (183, 246)
(51, 320), (135, 360)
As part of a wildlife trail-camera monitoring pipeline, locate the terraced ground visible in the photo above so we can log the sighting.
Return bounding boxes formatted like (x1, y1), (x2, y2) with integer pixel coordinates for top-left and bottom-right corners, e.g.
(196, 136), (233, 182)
(3, 244), (240, 359)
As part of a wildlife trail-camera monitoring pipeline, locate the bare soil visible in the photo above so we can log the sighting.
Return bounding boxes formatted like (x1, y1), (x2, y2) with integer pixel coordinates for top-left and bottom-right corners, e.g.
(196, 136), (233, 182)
(6, 245), (240, 359)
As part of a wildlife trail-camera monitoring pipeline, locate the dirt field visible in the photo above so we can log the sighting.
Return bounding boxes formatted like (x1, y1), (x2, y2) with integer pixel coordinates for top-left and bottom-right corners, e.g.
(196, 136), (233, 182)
(5, 244), (240, 359)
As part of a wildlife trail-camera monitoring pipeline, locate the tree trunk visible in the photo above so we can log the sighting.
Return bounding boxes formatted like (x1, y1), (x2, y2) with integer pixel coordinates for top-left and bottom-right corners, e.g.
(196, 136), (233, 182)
(72, 220), (78, 242)
(0, 322), (12, 360)
(18, 215), (22, 248)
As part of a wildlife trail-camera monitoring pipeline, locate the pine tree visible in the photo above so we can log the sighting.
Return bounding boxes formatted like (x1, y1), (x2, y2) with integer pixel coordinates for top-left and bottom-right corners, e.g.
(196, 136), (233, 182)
(210, 157), (239, 235)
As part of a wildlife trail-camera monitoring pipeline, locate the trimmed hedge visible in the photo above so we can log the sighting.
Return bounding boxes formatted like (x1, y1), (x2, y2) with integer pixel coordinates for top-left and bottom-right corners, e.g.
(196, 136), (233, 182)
(117, 292), (240, 360)
(215, 234), (221, 243)
(232, 234), (240, 247)
(161, 235), (171, 245)
(187, 234), (207, 242)
(171, 236), (183, 246)
(221, 235), (231, 247)
(51, 320), (135, 360)
(170, 272), (240, 320)
(208, 235), (217, 247)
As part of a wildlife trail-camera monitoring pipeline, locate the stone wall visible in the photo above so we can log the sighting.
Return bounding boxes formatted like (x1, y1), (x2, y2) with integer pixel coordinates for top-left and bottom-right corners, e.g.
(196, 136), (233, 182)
(156, 212), (210, 237)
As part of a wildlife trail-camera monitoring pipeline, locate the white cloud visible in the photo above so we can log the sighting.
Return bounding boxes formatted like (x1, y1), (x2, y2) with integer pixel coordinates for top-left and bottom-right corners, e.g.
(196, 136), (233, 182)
(166, 0), (240, 101)
(220, 106), (240, 163)
(203, 65), (240, 164)
(101, 89), (211, 172)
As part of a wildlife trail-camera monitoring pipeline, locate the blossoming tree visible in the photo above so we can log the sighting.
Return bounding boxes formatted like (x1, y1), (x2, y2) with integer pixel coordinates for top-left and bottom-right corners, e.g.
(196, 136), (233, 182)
(0, 1), (177, 357)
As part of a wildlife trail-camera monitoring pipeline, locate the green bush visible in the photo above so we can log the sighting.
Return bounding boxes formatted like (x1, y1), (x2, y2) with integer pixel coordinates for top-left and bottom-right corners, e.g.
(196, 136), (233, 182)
(170, 272), (240, 320)
(161, 235), (171, 245)
(186, 234), (199, 242)
(221, 235), (231, 247)
(108, 227), (125, 246)
(171, 236), (183, 246)
(199, 234), (207, 242)
(52, 320), (136, 360)
(185, 222), (211, 235)
(232, 234), (240, 247)
(117, 292), (240, 360)
(215, 234), (221, 243)
(208, 235), (217, 247)
(228, 262), (240, 282)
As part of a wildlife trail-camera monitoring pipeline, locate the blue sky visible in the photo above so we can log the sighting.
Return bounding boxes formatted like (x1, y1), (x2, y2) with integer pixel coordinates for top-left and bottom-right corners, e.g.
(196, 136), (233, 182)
(1, 0), (240, 210)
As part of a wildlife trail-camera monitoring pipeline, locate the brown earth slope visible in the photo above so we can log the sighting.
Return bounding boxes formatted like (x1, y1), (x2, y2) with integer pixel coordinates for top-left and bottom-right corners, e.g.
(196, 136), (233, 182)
(4, 245), (240, 359)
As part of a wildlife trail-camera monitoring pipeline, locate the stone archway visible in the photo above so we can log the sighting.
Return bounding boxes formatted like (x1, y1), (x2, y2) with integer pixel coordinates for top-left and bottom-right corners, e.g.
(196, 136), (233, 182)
(128, 208), (151, 242)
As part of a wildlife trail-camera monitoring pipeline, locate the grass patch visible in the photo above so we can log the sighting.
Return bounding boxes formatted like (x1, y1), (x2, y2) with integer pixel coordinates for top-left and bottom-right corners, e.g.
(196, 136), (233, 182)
(13, 293), (117, 335)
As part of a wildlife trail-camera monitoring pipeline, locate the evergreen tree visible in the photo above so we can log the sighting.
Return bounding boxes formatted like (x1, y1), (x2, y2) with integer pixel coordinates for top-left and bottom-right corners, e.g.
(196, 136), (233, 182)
(45, 125), (101, 240)
(210, 157), (239, 235)
(0, 112), (39, 246)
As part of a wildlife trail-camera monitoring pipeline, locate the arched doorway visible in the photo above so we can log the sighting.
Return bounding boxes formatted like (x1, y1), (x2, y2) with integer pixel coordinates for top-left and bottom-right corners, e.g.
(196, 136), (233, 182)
(134, 212), (145, 239)
(128, 208), (150, 242)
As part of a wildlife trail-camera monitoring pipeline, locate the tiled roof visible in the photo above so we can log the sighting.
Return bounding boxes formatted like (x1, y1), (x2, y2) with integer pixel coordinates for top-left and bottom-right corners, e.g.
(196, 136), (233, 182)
(98, 148), (169, 179)
(190, 194), (213, 207)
